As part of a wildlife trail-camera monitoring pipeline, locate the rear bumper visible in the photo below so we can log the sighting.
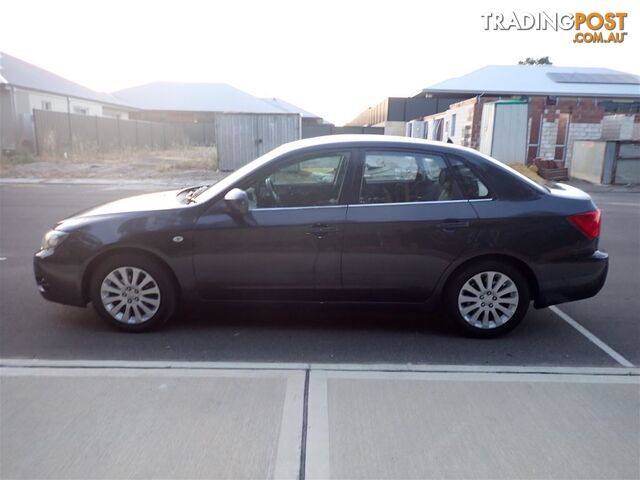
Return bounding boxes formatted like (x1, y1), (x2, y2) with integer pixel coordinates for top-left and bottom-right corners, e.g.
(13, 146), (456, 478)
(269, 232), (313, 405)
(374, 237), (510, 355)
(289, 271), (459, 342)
(34, 251), (86, 307)
(534, 250), (609, 308)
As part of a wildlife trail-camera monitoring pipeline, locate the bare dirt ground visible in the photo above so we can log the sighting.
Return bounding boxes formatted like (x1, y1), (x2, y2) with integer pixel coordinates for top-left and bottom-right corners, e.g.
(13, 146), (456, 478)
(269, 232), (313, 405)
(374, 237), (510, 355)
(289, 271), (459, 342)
(0, 147), (227, 184)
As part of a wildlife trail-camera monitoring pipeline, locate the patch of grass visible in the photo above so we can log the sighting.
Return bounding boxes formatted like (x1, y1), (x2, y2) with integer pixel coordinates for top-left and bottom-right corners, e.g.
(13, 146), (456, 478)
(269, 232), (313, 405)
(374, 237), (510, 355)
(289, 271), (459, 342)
(0, 151), (37, 165)
(171, 158), (215, 170)
(155, 147), (218, 171)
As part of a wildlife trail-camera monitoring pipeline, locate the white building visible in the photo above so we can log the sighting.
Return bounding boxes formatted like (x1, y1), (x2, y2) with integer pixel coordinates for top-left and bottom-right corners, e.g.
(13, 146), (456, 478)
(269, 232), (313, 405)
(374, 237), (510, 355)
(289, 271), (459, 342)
(0, 52), (134, 152)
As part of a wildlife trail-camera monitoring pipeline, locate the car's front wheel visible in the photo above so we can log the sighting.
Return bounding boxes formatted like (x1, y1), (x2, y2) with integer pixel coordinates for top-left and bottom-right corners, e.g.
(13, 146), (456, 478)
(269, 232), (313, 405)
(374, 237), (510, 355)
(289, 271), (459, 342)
(445, 261), (530, 338)
(89, 253), (177, 332)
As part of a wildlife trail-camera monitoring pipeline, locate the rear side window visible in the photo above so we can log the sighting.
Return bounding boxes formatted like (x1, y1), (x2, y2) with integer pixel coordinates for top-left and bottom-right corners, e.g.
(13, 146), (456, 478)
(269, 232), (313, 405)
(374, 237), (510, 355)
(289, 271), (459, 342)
(359, 151), (463, 204)
(448, 157), (491, 199)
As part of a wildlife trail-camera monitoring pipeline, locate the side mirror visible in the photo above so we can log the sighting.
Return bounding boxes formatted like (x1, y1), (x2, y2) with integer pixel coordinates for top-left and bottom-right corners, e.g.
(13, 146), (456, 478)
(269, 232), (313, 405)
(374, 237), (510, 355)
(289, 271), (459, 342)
(224, 188), (249, 216)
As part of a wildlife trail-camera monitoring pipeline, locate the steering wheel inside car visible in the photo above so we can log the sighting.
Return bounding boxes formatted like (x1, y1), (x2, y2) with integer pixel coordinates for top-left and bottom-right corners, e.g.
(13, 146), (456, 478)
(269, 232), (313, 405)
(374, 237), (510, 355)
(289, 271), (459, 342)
(265, 176), (281, 206)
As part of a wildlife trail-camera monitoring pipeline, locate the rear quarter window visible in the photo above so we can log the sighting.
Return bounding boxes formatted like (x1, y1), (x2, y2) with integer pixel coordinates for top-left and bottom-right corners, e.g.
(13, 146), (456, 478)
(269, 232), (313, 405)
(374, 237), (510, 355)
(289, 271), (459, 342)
(448, 156), (491, 199)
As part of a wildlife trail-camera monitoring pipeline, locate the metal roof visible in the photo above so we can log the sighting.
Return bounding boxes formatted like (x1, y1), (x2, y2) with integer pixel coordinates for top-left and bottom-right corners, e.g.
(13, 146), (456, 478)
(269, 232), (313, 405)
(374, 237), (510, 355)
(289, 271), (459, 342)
(0, 51), (133, 108)
(113, 82), (292, 114)
(260, 97), (321, 118)
(423, 65), (640, 98)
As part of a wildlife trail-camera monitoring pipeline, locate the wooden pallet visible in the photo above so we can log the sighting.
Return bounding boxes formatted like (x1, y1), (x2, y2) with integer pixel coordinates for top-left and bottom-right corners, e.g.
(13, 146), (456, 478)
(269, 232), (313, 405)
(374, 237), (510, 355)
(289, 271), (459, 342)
(533, 159), (569, 181)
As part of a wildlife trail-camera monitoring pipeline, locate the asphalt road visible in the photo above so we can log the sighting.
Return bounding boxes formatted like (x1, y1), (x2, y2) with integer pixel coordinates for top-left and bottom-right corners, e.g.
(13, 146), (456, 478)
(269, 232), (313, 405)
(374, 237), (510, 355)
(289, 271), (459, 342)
(1, 183), (638, 366)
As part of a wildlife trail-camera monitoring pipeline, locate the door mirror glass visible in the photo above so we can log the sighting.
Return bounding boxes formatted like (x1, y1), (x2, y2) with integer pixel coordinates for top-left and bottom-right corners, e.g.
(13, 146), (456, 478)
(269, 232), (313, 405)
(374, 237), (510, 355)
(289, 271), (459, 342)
(224, 188), (249, 216)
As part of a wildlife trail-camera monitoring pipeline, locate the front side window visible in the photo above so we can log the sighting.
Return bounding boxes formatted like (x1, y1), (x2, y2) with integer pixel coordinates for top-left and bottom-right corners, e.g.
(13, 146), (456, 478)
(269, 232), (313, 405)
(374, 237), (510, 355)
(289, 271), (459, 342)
(245, 152), (349, 209)
(359, 151), (462, 204)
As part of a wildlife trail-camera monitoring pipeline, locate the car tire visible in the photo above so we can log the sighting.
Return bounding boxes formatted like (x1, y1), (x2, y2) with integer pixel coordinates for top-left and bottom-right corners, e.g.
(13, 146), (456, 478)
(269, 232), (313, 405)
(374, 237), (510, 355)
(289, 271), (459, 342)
(89, 253), (177, 332)
(445, 260), (530, 338)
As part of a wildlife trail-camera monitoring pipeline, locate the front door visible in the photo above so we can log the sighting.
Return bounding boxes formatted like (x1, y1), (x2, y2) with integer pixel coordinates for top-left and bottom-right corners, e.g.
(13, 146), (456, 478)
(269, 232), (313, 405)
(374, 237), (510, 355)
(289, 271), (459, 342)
(192, 150), (352, 301)
(340, 149), (482, 302)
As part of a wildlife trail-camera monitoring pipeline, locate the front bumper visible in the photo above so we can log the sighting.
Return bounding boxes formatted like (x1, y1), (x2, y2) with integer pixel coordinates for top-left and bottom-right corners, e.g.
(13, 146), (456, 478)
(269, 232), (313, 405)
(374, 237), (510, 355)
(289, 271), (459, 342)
(534, 250), (609, 308)
(34, 250), (87, 307)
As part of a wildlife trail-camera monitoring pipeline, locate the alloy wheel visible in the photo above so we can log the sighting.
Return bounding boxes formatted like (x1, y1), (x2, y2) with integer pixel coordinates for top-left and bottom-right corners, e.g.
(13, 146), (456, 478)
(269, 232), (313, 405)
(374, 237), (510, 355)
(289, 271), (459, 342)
(100, 266), (161, 324)
(457, 271), (519, 329)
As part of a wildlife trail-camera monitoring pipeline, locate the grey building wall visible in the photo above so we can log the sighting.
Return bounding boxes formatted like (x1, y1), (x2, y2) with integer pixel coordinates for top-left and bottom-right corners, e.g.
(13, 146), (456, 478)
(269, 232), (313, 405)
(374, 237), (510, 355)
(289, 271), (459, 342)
(0, 88), (16, 151)
(347, 96), (468, 126)
(386, 97), (467, 122)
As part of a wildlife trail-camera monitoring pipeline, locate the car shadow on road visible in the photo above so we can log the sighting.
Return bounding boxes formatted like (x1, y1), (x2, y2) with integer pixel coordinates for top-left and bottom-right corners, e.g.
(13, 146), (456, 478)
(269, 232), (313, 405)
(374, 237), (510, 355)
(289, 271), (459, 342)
(171, 303), (457, 337)
(6, 298), (616, 366)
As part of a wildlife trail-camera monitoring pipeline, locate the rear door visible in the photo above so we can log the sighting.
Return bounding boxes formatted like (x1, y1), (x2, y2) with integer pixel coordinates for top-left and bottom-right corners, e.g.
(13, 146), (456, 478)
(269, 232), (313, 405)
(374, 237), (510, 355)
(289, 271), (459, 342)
(339, 148), (480, 302)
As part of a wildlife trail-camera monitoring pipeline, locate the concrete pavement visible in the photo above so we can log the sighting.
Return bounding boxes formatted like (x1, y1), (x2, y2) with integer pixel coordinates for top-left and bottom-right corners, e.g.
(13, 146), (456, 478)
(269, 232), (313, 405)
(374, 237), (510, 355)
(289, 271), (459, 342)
(2, 361), (639, 479)
(310, 369), (639, 480)
(1, 364), (305, 479)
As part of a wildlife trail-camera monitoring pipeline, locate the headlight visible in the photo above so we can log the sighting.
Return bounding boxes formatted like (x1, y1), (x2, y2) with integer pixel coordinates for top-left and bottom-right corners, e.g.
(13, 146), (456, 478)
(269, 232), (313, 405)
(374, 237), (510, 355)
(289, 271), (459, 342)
(41, 230), (69, 251)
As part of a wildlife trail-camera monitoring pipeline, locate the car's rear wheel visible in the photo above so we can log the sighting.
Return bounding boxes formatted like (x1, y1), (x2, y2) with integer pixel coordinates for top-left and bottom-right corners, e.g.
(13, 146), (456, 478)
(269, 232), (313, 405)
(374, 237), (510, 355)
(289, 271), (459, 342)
(445, 261), (530, 338)
(90, 253), (177, 332)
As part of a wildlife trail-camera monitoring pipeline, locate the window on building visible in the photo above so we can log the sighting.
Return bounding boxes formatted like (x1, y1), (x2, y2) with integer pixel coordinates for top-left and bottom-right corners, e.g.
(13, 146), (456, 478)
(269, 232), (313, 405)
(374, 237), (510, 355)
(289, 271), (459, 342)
(450, 114), (457, 136)
(41, 101), (52, 111)
(73, 106), (89, 115)
(358, 151), (463, 204)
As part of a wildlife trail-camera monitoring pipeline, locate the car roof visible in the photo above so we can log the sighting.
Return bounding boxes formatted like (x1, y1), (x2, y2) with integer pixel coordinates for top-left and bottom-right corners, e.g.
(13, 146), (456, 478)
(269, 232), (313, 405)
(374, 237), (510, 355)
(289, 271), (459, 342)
(273, 134), (474, 156)
(286, 134), (447, 148)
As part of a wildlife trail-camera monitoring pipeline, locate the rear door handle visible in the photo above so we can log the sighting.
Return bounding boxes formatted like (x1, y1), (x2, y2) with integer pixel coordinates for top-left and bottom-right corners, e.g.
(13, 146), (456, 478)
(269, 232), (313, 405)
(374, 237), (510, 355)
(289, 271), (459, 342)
(306, 223), (339, 238)
(437, 220), (469, 231)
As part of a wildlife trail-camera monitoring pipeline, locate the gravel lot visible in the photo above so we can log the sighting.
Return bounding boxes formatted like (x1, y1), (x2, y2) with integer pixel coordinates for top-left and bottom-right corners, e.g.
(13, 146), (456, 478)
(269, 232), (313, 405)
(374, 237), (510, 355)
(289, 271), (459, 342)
(0, 147), (226, 185)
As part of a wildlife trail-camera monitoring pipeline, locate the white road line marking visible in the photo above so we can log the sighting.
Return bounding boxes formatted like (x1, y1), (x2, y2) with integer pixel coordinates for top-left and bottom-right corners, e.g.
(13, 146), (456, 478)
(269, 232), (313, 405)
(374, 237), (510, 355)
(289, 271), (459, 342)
(0, 359), (308, 370)
(550, 306), (634, 368)
(310, 363), (639, 375)
(305, 371), (331, 480)
(320, 370), (639, 384)
(272, 371), (306, 480)
(0, 366), (640, 384)
(600, 201), (640, 207)
(0, 257), (6, 261)
(1, 358), (638, 376)
(0, 366), (300, 378)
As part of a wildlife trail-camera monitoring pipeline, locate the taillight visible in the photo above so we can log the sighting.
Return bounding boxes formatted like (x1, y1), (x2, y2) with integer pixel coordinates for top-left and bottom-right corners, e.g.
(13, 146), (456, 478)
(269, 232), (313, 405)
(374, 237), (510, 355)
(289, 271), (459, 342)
(567, 209), (601, 239)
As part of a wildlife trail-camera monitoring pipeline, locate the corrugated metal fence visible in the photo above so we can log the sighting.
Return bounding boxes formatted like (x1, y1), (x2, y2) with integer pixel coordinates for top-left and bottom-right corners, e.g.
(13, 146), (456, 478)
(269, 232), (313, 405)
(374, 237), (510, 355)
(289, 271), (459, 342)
(33, 110), (216, 155)
(216, 114), (300, 170)
(301, 125), (385, 138)
(33, 110), (301, 170)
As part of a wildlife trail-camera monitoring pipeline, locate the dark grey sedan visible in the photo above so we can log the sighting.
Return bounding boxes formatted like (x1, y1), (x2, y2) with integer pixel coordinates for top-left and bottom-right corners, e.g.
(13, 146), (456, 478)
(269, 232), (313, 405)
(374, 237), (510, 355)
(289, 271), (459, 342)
(34, 135), (608, 337)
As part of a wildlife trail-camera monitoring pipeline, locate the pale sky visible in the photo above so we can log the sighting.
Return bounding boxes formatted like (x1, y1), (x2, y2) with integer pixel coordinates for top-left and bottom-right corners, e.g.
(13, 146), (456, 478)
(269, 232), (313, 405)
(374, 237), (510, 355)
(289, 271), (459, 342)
(1, 0), (638, 124)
